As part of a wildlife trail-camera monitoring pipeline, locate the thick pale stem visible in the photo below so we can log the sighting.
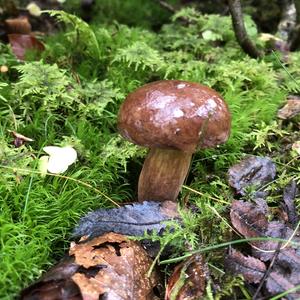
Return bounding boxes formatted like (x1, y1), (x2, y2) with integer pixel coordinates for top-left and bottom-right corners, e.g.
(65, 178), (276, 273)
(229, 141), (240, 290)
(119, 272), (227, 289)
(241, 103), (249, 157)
(138, 148), (192, 202)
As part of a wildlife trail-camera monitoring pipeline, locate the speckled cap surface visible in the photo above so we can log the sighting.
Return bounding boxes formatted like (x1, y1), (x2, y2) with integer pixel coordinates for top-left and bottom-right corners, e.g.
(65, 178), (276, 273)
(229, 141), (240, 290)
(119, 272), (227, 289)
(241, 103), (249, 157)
(118, 80), (231, 153)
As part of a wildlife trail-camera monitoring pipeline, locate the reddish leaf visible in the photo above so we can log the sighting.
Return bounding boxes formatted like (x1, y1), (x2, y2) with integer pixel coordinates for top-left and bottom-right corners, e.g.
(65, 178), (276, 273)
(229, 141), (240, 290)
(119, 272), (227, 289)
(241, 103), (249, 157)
(225, 248), (266, 283)
(8, 34), (45, 60)
(165, 254), (208, 300)
(5, 17), (31, 34)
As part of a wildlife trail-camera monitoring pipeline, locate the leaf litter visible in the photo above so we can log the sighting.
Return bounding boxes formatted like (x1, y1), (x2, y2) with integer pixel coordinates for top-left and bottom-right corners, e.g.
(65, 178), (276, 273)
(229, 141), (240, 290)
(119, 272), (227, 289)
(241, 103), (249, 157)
(226, 156), (300, 299)
(21, 232), (160, 300)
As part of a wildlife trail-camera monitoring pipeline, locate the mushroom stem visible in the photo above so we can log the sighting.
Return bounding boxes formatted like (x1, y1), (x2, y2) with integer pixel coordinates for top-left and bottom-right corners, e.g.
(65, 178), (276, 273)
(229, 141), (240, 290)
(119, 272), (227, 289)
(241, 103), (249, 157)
(138, 148), (192, 202)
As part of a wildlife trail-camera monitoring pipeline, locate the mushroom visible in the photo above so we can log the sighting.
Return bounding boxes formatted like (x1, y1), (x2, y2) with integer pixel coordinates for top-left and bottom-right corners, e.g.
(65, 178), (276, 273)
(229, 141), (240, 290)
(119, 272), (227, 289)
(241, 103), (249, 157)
(118, 80), (231, 202)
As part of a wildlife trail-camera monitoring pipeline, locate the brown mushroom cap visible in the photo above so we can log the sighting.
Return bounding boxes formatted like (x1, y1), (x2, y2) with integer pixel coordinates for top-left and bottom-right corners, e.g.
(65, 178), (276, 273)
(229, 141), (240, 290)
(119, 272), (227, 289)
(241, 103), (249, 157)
(118, 80), (231, 153)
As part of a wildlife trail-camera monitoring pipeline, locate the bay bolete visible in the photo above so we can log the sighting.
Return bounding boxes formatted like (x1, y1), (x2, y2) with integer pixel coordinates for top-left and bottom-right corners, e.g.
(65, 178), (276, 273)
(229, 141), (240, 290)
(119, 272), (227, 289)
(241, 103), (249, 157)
(118, 80), (231, 202)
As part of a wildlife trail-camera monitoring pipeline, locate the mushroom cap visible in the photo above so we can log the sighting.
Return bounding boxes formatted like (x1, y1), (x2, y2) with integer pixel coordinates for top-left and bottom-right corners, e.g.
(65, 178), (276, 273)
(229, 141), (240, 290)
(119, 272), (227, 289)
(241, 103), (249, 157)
(118, 80), (231, 153)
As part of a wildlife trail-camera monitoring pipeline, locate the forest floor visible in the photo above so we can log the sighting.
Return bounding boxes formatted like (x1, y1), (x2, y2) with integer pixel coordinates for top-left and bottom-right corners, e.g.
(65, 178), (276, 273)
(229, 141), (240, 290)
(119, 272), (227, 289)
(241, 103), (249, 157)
(1, 0), (300, 299)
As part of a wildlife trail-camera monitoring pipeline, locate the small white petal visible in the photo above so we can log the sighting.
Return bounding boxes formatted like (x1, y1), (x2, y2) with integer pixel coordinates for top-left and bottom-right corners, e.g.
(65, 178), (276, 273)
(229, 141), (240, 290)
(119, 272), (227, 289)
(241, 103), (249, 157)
(60, 146), (77, 166)
(42, 145), (77, 174)
(47, 155), (69, 174)
(43, 146), (63, 156)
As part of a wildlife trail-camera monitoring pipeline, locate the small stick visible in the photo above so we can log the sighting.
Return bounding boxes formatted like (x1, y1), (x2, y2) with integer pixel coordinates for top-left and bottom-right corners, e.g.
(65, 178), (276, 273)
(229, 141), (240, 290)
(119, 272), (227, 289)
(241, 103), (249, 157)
(228, 0), (263, 58)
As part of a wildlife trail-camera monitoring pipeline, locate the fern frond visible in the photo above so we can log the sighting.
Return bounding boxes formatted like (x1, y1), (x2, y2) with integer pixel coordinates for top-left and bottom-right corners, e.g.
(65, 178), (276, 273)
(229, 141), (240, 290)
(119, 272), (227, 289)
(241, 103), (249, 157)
(44, 10), (101, 60)
(113, 41), (164, 71)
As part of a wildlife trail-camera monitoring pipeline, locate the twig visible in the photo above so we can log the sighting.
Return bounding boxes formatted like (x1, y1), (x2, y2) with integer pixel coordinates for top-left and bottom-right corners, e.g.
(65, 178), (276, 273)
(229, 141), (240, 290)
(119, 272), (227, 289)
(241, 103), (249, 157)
(252, 240), (282, 300)
(154, 0), (176, 13)
(228, 0), (263, 58)
(153, 0), (190, 23)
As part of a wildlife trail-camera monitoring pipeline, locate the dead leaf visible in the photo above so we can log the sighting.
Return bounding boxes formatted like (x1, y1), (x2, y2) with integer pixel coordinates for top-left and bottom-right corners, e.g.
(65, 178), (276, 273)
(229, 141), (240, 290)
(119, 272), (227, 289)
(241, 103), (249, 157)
(230, 200), (268, 244)
(282, 180), (299, 227)
(9, 130), (34, 147)
(21, 233), (160, 300)
(227, 156), (276, 198)
(278, 96), (300, 119)
(165, 254), (208, 300)
(229, 199), (300, 299)
(225, 248), (266, 283)
(20, 256), (81, 300)
(70, 232), (159, 300)
(267, 271), (300, 299)
(8, 34), (45, 60)
(5, 17), (32, 34)
(73, 200), (180, 239)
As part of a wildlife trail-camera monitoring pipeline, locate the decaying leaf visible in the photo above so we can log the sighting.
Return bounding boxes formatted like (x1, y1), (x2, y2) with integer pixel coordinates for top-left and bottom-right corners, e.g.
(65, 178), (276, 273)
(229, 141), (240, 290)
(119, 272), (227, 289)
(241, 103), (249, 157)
(20, 256), (81, 299)
(73, 232), (160, 300)
(8, 34), (45, 60)
(267, 271), (300, 299)
(21, 232), (160, 300)
(227, 156), (276, 198)
(165, 254), (208, 300)
(282, 180), (299, 227)
(228, 199), (300, 299)
(277, 96), (300, 119)
(230, 200), (268, 244)
(5, 17), (32, 34)
(73, 200), (180, 239)
(225, 248), (266, 283)
(9, 130), (34, 148)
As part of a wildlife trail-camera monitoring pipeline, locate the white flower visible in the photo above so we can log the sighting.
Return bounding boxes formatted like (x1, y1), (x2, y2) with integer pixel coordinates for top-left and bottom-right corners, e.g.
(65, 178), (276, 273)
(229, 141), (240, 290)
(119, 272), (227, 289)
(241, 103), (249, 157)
(39, 146), (77, 175)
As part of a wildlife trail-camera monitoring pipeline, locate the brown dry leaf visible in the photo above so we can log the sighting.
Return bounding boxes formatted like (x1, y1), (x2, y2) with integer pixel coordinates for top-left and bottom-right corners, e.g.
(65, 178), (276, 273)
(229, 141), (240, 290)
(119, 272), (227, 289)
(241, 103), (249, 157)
(230, 200), (268, 245)
(8, 34), (45, 60)
(227, 156), (276, 198)
(277, 96), (300, 119)
(20, 256), (82, 300)
(5, 17), (32, 34)
(225, 248), (266, 283)
(10, 130), (34, 147)
(165, 254), (208, 300)
(229, 199), (300, 299)
(267, 271), (300, 299)
(70, 232), (159, 300)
